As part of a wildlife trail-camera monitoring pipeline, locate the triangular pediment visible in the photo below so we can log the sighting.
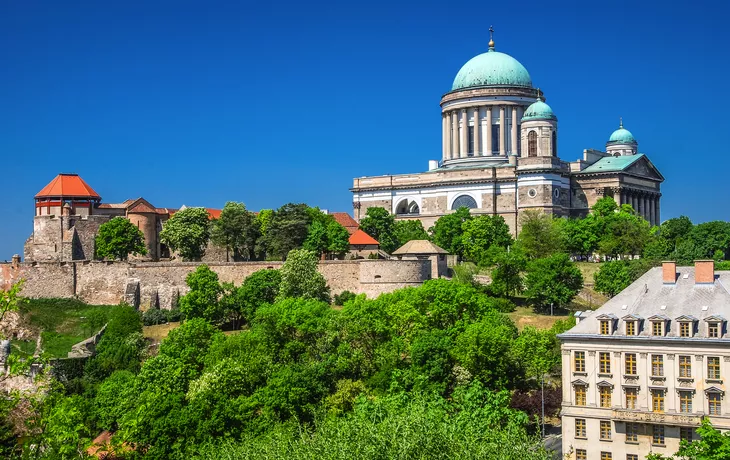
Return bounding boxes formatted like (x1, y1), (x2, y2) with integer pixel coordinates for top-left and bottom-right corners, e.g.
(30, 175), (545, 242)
(624, 156), (664, 181)
(126, 197), (157, 214)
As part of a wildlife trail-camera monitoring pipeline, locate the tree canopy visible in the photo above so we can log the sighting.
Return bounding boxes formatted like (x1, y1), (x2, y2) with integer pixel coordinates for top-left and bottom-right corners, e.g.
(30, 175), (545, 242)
(431, 207), (472, 258)
(210, 201), (259, 261)
(160, 207), (211, 261)
(358, 207), (399, 253)
(95, 216), (147, 261)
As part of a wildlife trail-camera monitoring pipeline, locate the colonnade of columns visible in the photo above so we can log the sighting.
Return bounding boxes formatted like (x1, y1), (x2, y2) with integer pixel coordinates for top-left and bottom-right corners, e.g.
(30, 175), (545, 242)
(441, 105), (522, 161)
(615, 188), (661, 226)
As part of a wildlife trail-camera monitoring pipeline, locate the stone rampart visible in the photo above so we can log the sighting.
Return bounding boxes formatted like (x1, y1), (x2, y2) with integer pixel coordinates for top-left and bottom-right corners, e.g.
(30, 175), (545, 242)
(0, 259), (432, 307)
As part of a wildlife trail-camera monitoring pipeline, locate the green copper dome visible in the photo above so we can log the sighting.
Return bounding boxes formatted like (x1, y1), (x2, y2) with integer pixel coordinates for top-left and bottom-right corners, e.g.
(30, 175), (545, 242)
(522, 99), (556, 121)
(608, 124), (636, 144)
(451, 49), (532, 91)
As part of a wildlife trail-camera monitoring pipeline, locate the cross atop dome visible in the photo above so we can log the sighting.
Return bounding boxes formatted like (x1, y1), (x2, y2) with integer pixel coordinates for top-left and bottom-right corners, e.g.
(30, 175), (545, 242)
(488, 25), (495, 50)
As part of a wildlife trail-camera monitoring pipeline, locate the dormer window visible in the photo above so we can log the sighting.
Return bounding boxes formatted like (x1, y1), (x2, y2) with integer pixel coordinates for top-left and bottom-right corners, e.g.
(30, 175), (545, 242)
(648, 315), (670, 337)
(622, 314), (642, 336)
(626, 321), (636, 336)
(597, 314), (617, 335)
(652, 321), (664, 336)
(675, 316), (698, 338)
(601, 320), (610, 335)
(704, 316), (725, 338)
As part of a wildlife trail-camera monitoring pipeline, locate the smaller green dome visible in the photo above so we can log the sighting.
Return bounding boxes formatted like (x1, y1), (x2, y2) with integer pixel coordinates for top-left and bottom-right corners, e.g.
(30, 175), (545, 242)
(522, 99), (556, 121)
(608, 122), (636, 144)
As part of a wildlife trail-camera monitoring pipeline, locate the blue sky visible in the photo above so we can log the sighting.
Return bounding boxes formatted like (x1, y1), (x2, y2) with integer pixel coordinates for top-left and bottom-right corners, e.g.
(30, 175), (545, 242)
(0, 0), (726, 259)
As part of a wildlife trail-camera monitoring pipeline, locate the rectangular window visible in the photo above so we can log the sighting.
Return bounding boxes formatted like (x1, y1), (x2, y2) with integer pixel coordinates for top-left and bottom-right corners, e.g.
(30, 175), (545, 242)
(600, 352), (611, 374)
(652, 390), (665, 413)
(574, 351), (585, 373)
(491, 125), (500, 154)
(709, 393), (722, 415)
(600, 386), (612, 408)
(601, 320), (610, 335)
(625, 387), (638, 410)
(680, 427), (694, 443)
(600, 420), (612, 440)
(601, 453), (612, 460)
(709, 322), (720, 338)
(708, 356), (721, 380)
(468, 126), (475, 156)
(652, 425), (665, 446)
(680, 322), (691, 337)
(627, 455), (638, 460)
(652, 354), (664, 377)
(679, 391), (693, 413)
(625, 422), (639, 442)
(575, 386), (586, 406)
(625, 353), (637, 375)
(626, 320), (636, 336)
(652, 321), (663, 336)
(679, 355), (692, 378)
(575, 418), (586, 438)
(576, 450), (587, 460)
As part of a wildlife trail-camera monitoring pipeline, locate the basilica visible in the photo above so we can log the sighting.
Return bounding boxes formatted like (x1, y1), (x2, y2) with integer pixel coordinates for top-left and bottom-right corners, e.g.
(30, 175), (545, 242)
(351, 31), (664, 235)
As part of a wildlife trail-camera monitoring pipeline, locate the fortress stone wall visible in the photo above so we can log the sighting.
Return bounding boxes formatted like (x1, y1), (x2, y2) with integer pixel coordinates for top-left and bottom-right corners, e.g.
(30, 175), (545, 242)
(0, 259), (432, 309)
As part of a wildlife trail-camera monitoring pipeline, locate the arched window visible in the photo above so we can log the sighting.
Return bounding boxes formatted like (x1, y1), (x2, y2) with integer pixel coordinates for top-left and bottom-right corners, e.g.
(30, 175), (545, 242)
(451, 195), (478, 210)
(396, 199), (419, 215)
(528, 131), (537, 157)
(552, 130), (557, 157)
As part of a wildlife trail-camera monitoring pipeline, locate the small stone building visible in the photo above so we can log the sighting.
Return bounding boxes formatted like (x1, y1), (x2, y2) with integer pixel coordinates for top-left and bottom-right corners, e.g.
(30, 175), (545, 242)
(348, 229), (379, 258)
(392, 240), (448, 279)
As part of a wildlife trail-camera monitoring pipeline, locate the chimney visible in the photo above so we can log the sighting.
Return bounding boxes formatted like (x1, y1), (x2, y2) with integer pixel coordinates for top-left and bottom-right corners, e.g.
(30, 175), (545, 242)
(11, 254), (20, 269)
(695, 260), (715, 284)
(662, 261), (677, 284)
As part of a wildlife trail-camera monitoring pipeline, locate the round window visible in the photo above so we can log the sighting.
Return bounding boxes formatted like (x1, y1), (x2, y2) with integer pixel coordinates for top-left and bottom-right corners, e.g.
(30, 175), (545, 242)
(553, 188), (561, 199)
(528, 188), (537, 198)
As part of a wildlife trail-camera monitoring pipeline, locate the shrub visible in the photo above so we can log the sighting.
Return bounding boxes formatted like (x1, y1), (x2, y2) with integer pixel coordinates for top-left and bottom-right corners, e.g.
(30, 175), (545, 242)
(333, 290), (357, 306)
(143, 309), (168, 326)
(167, 308), (183, 322)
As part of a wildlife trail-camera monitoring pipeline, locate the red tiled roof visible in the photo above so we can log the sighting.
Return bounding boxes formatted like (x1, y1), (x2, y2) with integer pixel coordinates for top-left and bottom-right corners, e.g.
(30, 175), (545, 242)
(330, 212), (359, 234)
(349, 229), (379, 245)
(166, 207), (221, 220)
(35, 174), (101, 200)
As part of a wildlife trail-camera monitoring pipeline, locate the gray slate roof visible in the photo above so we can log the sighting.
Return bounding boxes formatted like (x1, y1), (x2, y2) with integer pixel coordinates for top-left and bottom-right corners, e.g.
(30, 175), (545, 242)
(392, 240), (448, 255)
(561, 266), (730, 340)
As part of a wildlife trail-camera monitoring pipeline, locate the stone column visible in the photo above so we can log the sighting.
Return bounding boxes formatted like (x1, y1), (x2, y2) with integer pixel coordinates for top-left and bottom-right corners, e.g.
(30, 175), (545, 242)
(473, 107), (480, 156)
(620, 189), (626, 206)
(460, 109), (467, 158)
(451, 111), (458, 159)
(632, 193), (638, 213)
(499, 106), (506, 156)
(651, 197), (657, 226)
(643, 196), (649, 222)
(656, 196), (661, 224)
(486, 107), (493, 155)
(442, 113), (448, 161)
(511, 106), (518, 155)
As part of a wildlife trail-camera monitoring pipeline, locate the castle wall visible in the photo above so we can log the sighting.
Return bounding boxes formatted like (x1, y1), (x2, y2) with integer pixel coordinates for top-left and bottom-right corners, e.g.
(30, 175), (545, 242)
(0, 259), (432, 308)
(69, 216), (108, 260)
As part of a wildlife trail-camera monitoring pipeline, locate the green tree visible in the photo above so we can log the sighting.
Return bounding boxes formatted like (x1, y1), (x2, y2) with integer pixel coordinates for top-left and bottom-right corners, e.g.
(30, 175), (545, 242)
(431, 207), (472, 258)
(598, 208), (652, 258)
(277, 249), (330, 302)
(591, 196), (619, 217)
(660, 215), (693, 242)
(0, 280), (25, 338)
(461, 215), (513, 265)
(593, 260), (633, 297)
(210, 201), (259, 261)
(160, 207), (211, 261)
(646, 418), (730, 460)
(262, 203), (312, 260)
(358, 207), (398, 253)
(179, 265), (224, 322)
(303, 220), (328, 257)
(394, 219), (428, 247)
(490, 247), (527, 297)
(95, 216), (147, 260)
(557, 216), (599, 257)
(516, 210), (563, 259)
(512, 326), (560, 380)
(255, 209), (274, 258)
(524, 253), (583, 311)
(326, 220), (350, 258)
(220, 269), (281, 327)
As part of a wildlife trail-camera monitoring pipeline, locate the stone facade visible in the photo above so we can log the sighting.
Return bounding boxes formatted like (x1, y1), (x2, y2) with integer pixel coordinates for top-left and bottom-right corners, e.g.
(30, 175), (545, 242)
(0, 259), (433, 309)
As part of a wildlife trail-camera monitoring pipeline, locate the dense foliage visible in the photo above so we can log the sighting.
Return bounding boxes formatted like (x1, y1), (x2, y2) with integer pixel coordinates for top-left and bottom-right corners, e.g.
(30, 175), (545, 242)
(3, 274), (570, 459)
(95, 217), (147, 261)
(647, 418), (730, 460)
(210, 202), (260, 261)
(160, 207), (212, 261)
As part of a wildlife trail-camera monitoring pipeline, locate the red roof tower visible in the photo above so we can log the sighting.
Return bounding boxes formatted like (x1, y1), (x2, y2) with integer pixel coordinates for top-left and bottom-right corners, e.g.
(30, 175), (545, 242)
(34, 173), (102, 216)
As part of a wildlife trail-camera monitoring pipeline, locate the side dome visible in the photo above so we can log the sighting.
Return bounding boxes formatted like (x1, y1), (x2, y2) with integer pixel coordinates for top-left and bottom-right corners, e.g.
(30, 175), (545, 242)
(451, 50), (532, 91)
(522, 100), (556, 122)
(608, 125), (636, 144)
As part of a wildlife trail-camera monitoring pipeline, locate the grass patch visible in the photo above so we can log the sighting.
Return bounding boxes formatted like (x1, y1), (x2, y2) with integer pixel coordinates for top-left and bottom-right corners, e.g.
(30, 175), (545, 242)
(508, 306), (569, 331)
(575, 262), (603, 285)
(10, 340), (36, 358)
(143, 322), (181, 344)
(21, 299), (130, 358)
